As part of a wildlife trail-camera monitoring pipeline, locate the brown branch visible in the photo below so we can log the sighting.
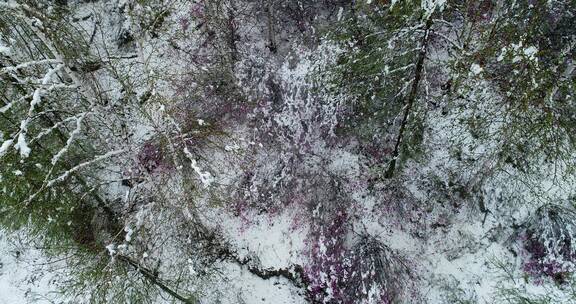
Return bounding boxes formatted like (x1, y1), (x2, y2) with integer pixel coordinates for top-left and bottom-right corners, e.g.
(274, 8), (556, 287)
(385, 17), (434, 178)
(117, 255), (199, 304)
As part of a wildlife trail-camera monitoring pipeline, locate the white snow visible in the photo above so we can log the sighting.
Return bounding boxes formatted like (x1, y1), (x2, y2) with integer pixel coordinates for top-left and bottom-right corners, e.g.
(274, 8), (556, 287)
(124, 227), (134, 242)
(422, 0), (447, 16)
(523, 46), (539, 60)
(0, 231), (63, 304)
(183, 147), (214, 188)
(0, 40), (10, 55)
(1, 2), (573, 304)
(14, 132), (31, 158)
(0, 139), (13, 157)
(105, 244), (117, 256)
(470, 63), (483, 75)
(50, 113), (87, 165)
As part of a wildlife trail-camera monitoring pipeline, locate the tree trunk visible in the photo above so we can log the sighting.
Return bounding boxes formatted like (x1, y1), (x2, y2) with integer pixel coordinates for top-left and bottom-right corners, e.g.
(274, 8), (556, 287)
(385, 17), (433, 178)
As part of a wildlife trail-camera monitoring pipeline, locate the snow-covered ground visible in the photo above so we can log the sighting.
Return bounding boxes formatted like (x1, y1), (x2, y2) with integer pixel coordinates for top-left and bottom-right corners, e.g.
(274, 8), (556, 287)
(1, 0), (575, 303)
(0, 231), (61, 304)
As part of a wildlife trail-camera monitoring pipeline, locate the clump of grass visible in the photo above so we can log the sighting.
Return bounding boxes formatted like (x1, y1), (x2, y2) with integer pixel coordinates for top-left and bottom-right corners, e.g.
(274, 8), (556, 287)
(517, 204), (576, 284)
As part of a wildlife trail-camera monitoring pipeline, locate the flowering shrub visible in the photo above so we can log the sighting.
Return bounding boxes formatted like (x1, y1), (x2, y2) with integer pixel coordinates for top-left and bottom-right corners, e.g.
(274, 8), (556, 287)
(304, 208), (410, 303)
(347, 234), (411, 303)
(231, 152), (341, 217)
(124, 140), (172, 186)
(305, 207), (352, 303)
(522, 233), (574, 284)
(137, 141), (169, 174)
(519, 204), (576, 284)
